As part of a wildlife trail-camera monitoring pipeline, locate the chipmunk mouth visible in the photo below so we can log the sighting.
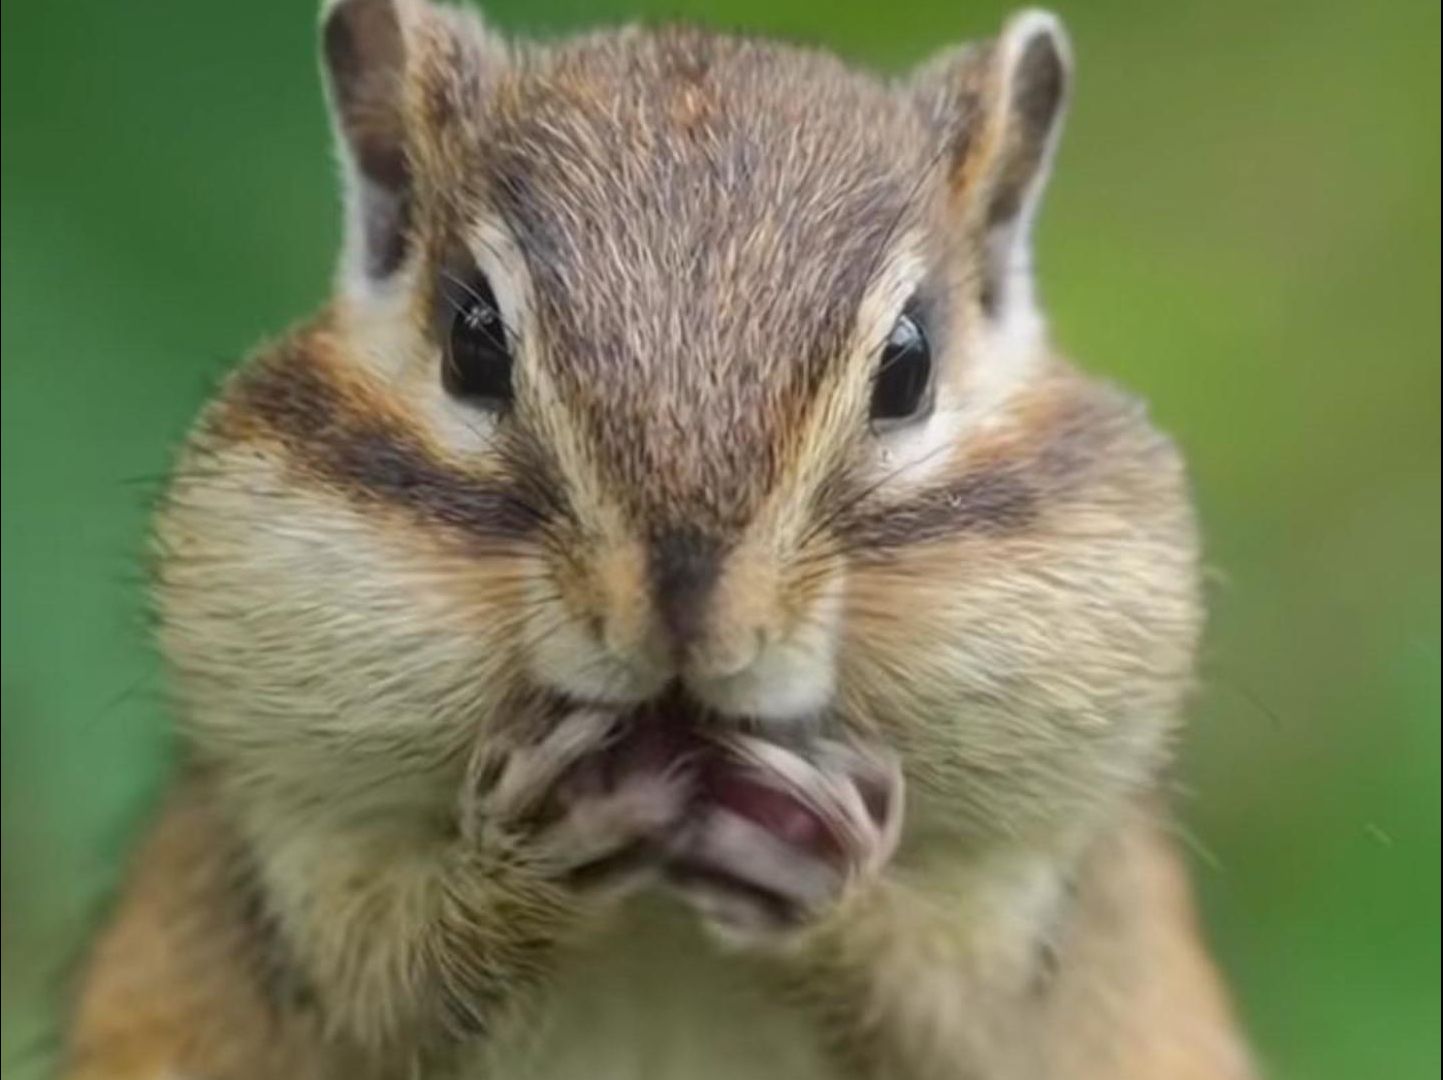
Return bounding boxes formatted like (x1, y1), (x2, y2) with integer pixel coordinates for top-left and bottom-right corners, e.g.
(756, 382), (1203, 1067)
(624, 683), (825, 740)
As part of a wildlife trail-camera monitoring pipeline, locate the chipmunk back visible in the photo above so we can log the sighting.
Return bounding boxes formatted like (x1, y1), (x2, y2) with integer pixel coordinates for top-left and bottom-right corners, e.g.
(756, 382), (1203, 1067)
(64, 2), (1254, 1077)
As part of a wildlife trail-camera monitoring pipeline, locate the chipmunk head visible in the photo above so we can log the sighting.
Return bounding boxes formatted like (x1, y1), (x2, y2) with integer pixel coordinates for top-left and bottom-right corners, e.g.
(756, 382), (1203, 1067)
(159, 0), (1198, 842)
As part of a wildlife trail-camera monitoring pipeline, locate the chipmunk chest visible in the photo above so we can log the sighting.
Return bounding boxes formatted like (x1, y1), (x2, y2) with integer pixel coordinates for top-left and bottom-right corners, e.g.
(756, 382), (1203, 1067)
(467, 894), (831, 1080)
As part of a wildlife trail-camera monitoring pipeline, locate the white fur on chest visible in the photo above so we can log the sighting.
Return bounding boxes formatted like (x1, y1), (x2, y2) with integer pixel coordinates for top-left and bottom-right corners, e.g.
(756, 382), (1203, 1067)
(467, 894), (832, 1080)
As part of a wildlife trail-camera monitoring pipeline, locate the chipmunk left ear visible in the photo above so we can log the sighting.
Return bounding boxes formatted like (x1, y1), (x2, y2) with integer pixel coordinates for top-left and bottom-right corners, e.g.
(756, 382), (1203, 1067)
(321, 0), (500, 297)
(913, 10), (1071, 320)
(322, 0), (416, 286)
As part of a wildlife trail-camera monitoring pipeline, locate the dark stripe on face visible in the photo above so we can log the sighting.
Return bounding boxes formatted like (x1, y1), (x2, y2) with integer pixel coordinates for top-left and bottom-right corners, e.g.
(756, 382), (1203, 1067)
(221, 334), (551, 544)
(834, 385), (1155, 552)
(839, 464), (1039, 551)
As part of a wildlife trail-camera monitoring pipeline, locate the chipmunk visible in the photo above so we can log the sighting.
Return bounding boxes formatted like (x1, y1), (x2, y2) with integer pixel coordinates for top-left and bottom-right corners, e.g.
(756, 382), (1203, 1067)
(62, 1), (1256, 1077)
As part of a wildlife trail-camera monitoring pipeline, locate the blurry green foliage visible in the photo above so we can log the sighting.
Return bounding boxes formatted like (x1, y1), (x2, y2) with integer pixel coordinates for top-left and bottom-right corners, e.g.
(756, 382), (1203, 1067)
(2, 0), (1438, 1077)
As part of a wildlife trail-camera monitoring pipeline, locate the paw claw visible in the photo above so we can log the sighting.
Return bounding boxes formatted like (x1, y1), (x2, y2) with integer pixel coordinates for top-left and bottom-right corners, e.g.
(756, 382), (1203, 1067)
(464, 709), (696, 890)
(665, 733), (904, 940)
(486, 710), (620, 819)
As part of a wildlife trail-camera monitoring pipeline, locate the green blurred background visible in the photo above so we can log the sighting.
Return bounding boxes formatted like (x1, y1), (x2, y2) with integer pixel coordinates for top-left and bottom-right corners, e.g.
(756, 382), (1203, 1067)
(2, 0), (1438, 1075)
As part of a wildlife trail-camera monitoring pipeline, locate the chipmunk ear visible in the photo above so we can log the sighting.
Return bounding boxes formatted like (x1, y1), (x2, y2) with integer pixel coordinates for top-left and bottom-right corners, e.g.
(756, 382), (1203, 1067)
(321, 0), (498, 295)
(914, 10), (1071, 321)
(322, 0), (415, 285)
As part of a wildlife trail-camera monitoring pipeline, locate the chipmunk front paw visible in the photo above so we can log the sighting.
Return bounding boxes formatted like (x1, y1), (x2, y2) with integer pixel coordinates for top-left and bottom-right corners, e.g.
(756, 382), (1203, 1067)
(464, 709), (698, 892)
(663, 733), (903, 945)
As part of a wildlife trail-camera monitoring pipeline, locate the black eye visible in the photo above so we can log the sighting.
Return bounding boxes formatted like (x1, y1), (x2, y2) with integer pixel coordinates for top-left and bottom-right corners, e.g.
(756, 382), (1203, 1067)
(870, 308), (932, 425)
(442, 272), (513, 408)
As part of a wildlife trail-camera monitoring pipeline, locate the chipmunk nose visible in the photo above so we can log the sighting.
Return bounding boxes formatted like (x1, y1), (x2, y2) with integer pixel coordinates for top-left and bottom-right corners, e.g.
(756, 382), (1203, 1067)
(649, 529), (716, 652)
(647, 529), (764, 680)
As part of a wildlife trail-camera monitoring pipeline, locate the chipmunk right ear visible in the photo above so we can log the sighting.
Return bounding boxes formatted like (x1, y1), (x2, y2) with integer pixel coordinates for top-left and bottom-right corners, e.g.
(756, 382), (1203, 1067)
(322, 0), (416, 286)
(913, 10), (1072, 322)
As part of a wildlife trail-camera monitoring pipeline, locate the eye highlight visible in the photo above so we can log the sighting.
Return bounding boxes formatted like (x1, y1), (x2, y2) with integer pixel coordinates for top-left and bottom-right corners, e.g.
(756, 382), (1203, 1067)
(869, 305), (933, 426)
(441, 270), (514, 409)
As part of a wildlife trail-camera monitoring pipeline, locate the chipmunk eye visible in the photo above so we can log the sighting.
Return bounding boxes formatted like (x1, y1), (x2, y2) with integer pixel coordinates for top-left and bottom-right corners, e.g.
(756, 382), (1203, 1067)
(870, 307), (933, 426)
(442, 272), (513, 408)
